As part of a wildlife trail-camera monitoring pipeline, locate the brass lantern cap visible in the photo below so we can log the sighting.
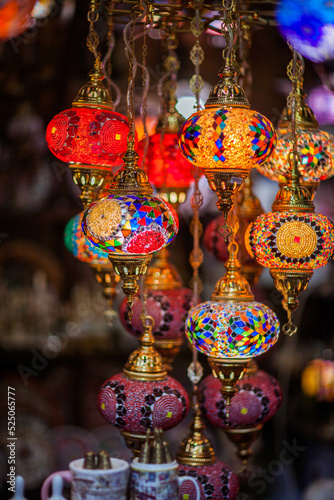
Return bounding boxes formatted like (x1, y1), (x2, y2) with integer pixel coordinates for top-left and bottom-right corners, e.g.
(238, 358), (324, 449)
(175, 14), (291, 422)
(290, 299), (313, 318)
(272, 179), (315, 213)
(211, 241), (254, 303)
(110, 148), (153, 197)
(278, 80), (318, 131)
(123, 316), (168, 381)
(176, 405), (216, 466)
(72, 58), (114, 109)
(156, 98), (185, 133)
(144, 248), (182, 290)
(205, 64), (250, 108)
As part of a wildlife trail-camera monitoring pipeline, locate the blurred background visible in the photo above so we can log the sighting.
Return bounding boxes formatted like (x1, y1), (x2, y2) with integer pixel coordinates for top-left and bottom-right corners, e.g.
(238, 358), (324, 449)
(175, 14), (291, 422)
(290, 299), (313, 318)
(0, 1), (334, 499)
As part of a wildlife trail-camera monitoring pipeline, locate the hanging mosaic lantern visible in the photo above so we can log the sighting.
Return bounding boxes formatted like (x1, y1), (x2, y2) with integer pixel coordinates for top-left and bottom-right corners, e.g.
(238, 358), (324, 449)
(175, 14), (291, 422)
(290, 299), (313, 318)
(203, 177), (264, 285)
(200, 362), (282, 473)
(301, 358), (334, 403)
(256, 80), (334, 194)
(178, 64), (276, 219)
(176, 401), (239, 500)
(0, 0), (36, 41)
(98, 316), (189, 456)
(64, 212), (120, 319)
(246, 191), (334, 334)
(46, 58), (131, 207)
(119, 249), (192, 370)
(83, 148), (179, 317)
(186, 237), (280, 405)
(137, 104), (194, 207)
(276, 0), (334, 63)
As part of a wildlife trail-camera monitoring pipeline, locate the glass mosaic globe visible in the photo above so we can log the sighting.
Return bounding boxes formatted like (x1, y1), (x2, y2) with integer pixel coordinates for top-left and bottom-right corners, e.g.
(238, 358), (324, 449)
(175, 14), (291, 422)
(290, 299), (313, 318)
(82, 194), (179, 255)
(246, 211), (334, 271)
(276, 0), (334, 63)
(201, 370), (283, 429)
(64, 212), (109, 266)
(186, 301), (279, 359)
(46, 108), (130, 168)
(257, 127), (334, 183)
(98, 373), (189, 434)
(178, 107), (276, 172)
(138, 132), (194, 188)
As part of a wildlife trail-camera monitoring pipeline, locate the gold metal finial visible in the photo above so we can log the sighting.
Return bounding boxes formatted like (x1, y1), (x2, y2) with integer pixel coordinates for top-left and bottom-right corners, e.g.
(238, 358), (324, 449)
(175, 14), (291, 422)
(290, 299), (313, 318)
(83, 451), (97, 469)
(204, 169), (249, 220)
(225, 424), (263, 475)
(110, 146), (153, 197)
(144, 248), (182, 290)
(110, 254), (152, 320)
(97, 451), (112, 469)
(138, 429), (152, 464)
(211, 240), (254, 303)
(176, 392), (216, 466)
(72, 57), (114, 109)
(123, 315), (168, 381)
(208, 357), (250, 410)
(71, 167), (106, 209)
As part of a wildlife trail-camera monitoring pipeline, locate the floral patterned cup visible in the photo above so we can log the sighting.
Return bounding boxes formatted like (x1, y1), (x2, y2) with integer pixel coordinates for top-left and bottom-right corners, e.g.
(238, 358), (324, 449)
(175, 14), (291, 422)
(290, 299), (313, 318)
(130, 458), (200, 500)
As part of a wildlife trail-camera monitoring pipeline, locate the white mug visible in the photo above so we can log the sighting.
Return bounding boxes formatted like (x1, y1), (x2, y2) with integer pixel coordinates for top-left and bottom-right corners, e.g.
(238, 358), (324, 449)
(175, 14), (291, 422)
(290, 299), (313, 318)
(130, 458), (200, 500)
(41, 457), (129, 500)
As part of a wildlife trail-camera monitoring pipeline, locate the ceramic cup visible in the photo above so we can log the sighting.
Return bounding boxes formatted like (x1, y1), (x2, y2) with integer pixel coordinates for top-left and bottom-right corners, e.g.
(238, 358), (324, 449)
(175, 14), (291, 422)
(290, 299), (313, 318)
(130, 458), (200, 500)
(41, 457), (130, 500)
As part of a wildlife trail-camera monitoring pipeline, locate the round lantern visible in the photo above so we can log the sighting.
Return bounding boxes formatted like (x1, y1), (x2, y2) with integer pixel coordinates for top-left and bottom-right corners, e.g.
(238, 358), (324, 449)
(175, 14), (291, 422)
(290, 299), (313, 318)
(178, 462), (239, 500)
(46, 58), (132, 207)
(200, 370), (283, 429)
(256, 81), (334, 189)
(186, 301), (279, 360)
(0, 0), (36, 41)
(276, 0), (334, 63)
(178, 65), (277, 218)
(301, 358), (334, 403)
(83, 194), (178, 255)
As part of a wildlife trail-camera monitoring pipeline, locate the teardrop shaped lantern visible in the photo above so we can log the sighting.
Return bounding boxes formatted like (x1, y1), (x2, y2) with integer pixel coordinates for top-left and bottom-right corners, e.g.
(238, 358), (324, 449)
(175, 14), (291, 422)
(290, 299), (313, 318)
(46, 58), (131, 207)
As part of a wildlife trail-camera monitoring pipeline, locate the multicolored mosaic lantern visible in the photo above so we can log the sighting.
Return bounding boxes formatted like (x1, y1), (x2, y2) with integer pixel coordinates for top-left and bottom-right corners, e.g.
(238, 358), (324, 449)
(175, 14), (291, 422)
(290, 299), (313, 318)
(201, 364), (282, 472)
(276, 0), (334, 63)
(186, 301), (279, 359)
(64, 212), (120, 321)
(246, 210), (334, 332)
(186, 235), (280, 405)
(119, 249), (192, 370)
(178, 64), (276, 218)
(98, 316), (189, 455)
(256, 80), (334, 191)
(46, 58), (131, 207)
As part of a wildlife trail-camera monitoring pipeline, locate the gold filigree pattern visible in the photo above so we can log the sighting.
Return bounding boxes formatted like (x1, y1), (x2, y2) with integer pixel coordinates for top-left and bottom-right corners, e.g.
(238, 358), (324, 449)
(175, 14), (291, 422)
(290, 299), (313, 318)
(86, 199), (122, 240)
(276, 221), (317, 258)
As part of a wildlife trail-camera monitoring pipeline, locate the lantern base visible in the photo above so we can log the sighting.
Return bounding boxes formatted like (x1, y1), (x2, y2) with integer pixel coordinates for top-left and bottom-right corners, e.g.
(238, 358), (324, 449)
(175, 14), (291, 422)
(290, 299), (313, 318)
(121, 430), (153, 457)
(225, 424), (263, 474)
(203, 169), (248, 220)
(270, 269), (313, 335)
(155, 338), (184, 372)
(71, 164), (106, 208)
(90, 264), (120, 323)
(109, 254), (152, 320)
(208, 357), (250, 409)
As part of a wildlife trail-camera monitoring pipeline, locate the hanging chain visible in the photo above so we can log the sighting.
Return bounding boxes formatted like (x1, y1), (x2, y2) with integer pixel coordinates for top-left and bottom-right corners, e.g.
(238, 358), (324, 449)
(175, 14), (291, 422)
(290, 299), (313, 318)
(87, 0), (101, 60)
(140, 13), (150, 168)
(125, 9), (137, 148)
(189, 0), (204, 110)
(221, 0), (239, 64)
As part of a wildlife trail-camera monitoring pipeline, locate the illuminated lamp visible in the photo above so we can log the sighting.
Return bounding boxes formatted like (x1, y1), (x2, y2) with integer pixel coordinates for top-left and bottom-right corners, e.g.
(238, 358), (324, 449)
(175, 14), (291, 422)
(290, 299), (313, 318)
(31, 0), (53, 18)
(256, 79), (334, 196)
(301, 358), (334, 403)
(178, 62), (276, 220)
(186, 236), (279, 407)
(64, 212), (120, 320)
(46, 58), (132, 207)
(98, 316), (189, 456)
(276, 0), (334, 63)
(138, 104), (194, 208)
(82, 148), (179, 317)
(0, 0), (36, 41)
